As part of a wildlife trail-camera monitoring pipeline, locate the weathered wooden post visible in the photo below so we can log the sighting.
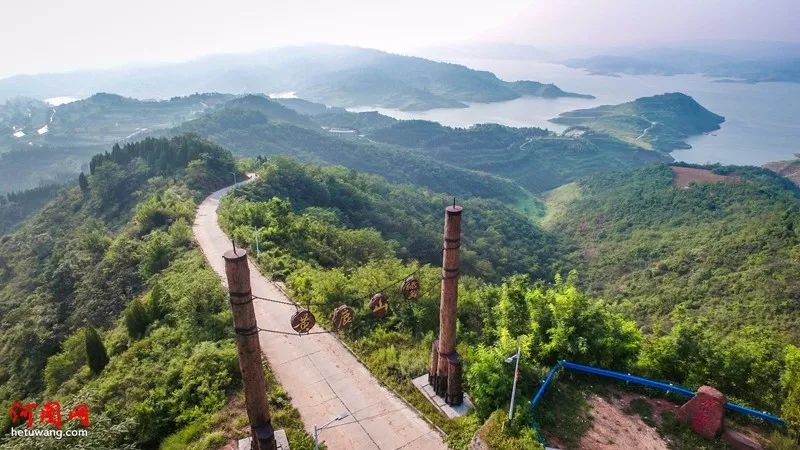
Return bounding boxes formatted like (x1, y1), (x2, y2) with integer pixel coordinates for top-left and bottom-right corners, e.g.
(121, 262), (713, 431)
(431, 204), (464, 405)
(224, 248), (277, 450)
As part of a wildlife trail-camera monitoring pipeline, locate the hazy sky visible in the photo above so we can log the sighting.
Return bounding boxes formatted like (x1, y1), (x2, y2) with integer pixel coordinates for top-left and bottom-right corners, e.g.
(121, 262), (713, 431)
(2, 0), (798, 78)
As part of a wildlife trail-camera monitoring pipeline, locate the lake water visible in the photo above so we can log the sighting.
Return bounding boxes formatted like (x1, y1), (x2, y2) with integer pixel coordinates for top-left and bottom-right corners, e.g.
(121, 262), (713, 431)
(351, 59), (800, 166)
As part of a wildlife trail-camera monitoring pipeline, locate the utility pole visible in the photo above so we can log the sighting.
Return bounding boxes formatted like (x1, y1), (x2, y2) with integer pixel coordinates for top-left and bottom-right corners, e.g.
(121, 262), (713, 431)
(224, 248), (276, 450)
(430, 201), (464, 405)
(505, 346), (521, 423)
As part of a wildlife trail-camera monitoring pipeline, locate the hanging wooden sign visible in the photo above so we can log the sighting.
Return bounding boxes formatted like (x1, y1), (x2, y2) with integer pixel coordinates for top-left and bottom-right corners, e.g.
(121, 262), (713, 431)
(290, 309), (316, 334)
(332, 305), (355, 331)
(400, 275), (420, 300)
(369, 293), (390, 318)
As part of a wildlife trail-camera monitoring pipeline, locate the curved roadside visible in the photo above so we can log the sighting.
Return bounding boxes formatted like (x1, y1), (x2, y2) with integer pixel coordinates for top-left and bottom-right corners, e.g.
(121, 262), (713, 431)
(193, 180), (447, 450)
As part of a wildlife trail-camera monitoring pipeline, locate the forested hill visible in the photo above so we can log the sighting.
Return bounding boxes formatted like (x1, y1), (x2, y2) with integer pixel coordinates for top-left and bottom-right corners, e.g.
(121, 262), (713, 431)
(551, 92), (725, 152)
(225, 157), (557, 282)
(0, 135), (243, 447)
(0, 183), (64, 233)
(176, 107), (533, 205)
(366, 120), (670, 192)
(545, 164), (800, 409)
(0, 92), (233, 193)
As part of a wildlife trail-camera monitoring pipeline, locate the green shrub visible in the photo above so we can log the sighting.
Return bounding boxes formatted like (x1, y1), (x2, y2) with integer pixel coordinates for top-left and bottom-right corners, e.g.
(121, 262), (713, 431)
(781, 345), (800, 438)
(481, 409), (543, 450)
(139, 230), (173, 278)
(124, 299), (150, 339)
(85, 327), (109, 375)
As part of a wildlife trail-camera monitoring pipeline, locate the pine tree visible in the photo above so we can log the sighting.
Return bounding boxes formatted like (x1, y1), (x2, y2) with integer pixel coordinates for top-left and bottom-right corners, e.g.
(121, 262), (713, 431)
(147, 282), (171, 321)
(124, 299), (150, 339)
(78, 172), (89, 193)
(84, 327), (109, 375)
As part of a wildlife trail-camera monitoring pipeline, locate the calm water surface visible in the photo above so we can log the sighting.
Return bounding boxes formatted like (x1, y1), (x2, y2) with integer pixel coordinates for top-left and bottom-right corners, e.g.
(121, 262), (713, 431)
(351, 59), (800, 166)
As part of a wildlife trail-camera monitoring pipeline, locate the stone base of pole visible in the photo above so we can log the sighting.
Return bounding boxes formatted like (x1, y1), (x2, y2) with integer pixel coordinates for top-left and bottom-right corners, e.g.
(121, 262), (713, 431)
(445, 352), (463, 406)
(429, 340), (440, 386)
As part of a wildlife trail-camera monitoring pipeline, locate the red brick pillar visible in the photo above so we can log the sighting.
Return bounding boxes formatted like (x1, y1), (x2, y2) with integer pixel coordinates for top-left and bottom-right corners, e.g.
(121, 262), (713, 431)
(224, 249), (276, 450)
(433, 205), (463, 405)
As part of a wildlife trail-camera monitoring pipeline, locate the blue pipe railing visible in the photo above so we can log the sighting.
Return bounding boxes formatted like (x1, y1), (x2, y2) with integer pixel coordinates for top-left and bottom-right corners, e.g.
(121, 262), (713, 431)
(528, 360), (785, 426)
(529, 364), (560, 409)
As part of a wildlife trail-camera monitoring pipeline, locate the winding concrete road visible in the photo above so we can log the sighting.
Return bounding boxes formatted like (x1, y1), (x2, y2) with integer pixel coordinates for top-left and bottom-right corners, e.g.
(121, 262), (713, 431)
(193, 181), (447, 450)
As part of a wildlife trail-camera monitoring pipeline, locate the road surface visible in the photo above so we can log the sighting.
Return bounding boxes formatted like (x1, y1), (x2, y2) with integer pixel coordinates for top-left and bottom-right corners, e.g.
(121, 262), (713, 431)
(193, 181), (447, 450)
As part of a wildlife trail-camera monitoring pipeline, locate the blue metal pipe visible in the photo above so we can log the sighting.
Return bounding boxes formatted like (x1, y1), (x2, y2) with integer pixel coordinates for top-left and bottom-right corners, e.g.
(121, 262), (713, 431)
(529, 363), (561, 410)
(556, 360), (785, 426)
(559, 360), (696, 397)
(725, 402), (785, 426)
(528, 360), (785, 427)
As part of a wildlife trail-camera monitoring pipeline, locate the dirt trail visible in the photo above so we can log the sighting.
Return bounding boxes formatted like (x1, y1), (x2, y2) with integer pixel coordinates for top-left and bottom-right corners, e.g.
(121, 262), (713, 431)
(579, 395), (671, 450)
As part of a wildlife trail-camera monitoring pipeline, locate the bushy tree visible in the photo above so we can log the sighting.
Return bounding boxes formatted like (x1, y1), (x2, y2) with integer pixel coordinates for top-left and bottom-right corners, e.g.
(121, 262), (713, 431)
(781, 345), (800, 437)
(44, 331), (87, 393)
(494, 275), (531, 337)
(528, 272), (641, 368)
(84, 327), (109, 375)
(139, 230), (173, 278)
(78, 172), (89, 193)
(147, 282), (171, 322)
(124, 299), (150, 340)
(466, 331), (521, 419)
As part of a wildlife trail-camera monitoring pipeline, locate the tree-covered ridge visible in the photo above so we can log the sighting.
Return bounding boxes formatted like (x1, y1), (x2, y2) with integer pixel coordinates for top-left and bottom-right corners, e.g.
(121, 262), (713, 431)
(178, 108), (531, 204)
(222, 157), (555, 282)
(0, 183), (64, 233)
(545, 164), (800, 412)
(0, 92), (234, 193)
(550, 93), (725, 152)
(0, 136), (239, 438)
(216, 94), (316, 128)
(367, 120), (669, 192)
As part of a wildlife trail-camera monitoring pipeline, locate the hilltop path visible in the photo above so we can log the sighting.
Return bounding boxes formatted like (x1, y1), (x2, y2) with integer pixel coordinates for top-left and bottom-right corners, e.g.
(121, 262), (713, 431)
(193, 180), (447, 450)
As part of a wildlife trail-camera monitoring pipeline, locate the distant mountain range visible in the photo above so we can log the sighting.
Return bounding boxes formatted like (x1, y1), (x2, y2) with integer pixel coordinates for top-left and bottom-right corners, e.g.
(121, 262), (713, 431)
(563, 44), (800, 83)
(0, 45), (592, 111)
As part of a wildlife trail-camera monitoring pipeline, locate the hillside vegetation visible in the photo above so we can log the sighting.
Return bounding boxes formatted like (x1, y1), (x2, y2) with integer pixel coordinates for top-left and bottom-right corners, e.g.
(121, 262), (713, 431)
(368, 120), (669, 192)
(178, 106), (532, 204)
(223, 157), (555, 282)
(221, 158), (800, 445)
(0, 93), (233, 192)
(546, 164), (800, 414)
(0, 136), (316, 449)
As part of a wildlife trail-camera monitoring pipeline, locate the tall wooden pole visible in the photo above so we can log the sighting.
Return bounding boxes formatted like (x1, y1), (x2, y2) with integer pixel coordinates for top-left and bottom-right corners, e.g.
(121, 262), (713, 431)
(224, 248), (277, 450)
(432, 204), (464, 405)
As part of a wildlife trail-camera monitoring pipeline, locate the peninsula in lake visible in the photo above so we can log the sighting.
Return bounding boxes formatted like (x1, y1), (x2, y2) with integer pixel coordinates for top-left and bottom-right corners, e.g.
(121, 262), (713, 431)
(550, 92), (725, 153)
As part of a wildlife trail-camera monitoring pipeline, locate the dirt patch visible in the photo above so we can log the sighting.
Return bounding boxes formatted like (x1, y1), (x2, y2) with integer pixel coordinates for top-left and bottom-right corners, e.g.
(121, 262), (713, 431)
(764, 159), (800, 187)
(671, 166), (739, 188)
(579, 394), (672, 450)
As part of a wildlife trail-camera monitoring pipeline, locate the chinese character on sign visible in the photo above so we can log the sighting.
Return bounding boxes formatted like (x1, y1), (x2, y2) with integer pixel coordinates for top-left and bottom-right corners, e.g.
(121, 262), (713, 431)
(8, 401), (36, 428)
(67, 403), (91, 428)
(332, 304), (355, 331)
(369, 293), (389, 318)
(7, 401), (91, 429)
(39, 401), (62, 429)
(290, 309), (316, 333)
